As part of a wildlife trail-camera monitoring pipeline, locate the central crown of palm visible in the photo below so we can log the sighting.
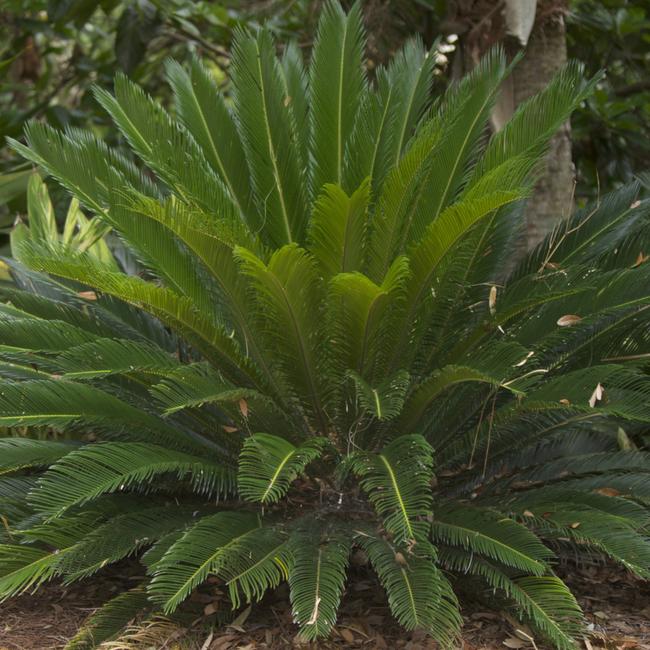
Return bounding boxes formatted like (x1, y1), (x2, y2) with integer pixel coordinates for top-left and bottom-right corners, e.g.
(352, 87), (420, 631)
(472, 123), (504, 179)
(2, 2), (650, 648)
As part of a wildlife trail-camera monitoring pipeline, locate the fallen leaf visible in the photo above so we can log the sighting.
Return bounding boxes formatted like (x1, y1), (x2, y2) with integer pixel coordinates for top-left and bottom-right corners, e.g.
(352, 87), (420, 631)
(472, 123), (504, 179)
(77, 290), (97, 300)
(522, 510), (534, 517)
(489, 285), (497, 315)
(204, 602), (220, 616)
(559, 398), (571, 406)
(595, 487), (621, 497)
(229, 604), (252, 629)
(503, 637), (526, 648)
(514, 351), (535, 367)
(199, 631), (213, 650)
(222, 425), (239, 433)
(588, 383), (604, 408)
(570, 522), (581, 529)
(593, 611), (608, 620)
(395, 552), (407, 566)
(632, 251), (649, 268)
(557, 314), (582, 327)
(340, 628), (355, 643)
(239, 399), (249, 419)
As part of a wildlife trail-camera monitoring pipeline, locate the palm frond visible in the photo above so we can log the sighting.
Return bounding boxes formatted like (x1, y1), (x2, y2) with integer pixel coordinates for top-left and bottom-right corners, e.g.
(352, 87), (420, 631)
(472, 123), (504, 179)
(309, 0), (366, 195)
(147, 511), (259, 613)
(308, 180), (369, 277)
(288, 523), (352, 640)
(30, 442), (234, 518)
(166, 58), (253, 219)
(64, 586), (151, 650)
(351, 434), (433, 544)
(238, 433), (328, 504)
(358, 532), (461, 645)
(431, 503), (552, 575)
(231, 28), (307, 246)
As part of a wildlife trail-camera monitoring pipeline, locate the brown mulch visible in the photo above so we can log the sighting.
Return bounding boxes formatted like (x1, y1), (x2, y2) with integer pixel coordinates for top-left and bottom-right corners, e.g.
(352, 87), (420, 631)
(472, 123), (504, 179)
(1, 564), (649, 650)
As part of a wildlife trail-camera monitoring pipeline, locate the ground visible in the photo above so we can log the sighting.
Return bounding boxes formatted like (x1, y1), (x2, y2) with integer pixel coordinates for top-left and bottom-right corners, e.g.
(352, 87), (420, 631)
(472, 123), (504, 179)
(1, 563), (649, 650)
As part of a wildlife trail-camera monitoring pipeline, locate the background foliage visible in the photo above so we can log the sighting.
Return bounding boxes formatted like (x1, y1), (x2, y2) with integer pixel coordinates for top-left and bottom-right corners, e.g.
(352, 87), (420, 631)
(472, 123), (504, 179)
(2, 0), (648, 244)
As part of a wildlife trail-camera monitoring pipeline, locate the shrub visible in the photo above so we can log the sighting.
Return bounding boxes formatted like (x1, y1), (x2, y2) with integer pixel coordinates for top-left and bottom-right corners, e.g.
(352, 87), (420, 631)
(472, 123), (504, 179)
(1, 2), (650, 647)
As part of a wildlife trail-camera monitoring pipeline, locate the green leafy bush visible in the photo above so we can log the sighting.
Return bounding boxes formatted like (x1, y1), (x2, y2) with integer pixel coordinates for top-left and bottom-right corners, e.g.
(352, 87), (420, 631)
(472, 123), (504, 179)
(1, 2), (650, 647)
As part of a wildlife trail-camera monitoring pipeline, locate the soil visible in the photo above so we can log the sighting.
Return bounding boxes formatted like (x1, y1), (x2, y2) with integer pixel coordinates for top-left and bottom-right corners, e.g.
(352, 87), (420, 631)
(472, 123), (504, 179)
(1, 563), (649, 650)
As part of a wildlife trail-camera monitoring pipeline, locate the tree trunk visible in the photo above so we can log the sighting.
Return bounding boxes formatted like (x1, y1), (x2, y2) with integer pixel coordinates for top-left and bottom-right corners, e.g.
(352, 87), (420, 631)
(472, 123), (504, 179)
(510, 5), (573, 251)
(451, 0), (573, 254)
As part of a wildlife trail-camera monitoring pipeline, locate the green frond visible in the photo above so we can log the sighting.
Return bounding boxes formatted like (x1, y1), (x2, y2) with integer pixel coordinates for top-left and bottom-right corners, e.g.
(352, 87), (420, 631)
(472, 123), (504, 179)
(441, 550), (582, 650)
(0, 379), (179, 441)
(347, 369), (410, 421)
(238, 433), (328, 504)
(166, 58), (253, 219)
(358, 532), (461, 646)
(328, 256), (410, 383)
(235, 244), (328, 430)
(0, 438), (79, 475)
(30, 442), (234, 518)
(56, 506), (199, 582)
(17, 242), (258, 386)
(383, 37), (436, 169)
(64, 586), (151, 650)
(527, 365), (650, 422)
(213, 524), (290, 608)
(416, 48), (509, 235)
(0, 317), (98, 352)
(58, 338), (178, 379)
(26, 172), (57, 241)
(9, 125), (137, 218)
(148, 511), (259, 613)
(431, 503), (552, 575)
(231, 28), (307, 246)
(398, 359), (524, 433)
(0, 545), (64, 600)
(469, 61), (600, 190)
(514, 183), (648, 278)
(351, 434), (433, 544)
(510, 577), (583, 650)
(94, 74), (234, 217)
(366, 119), (442, 282)
(288, 523), (352, 640)
(280, 41), (310, 172)
(150, 363), (255, 415)
(309, 0), (366, 195)
(407, 191), (523, 309)
(308, 180), (370, 277)
(518, 502), (650, 578)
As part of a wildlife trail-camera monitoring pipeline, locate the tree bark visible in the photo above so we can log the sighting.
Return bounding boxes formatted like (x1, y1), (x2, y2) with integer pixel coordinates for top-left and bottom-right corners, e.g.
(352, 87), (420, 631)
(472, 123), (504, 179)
(450, 0), (574, 253)
(510, 5), (574, 251)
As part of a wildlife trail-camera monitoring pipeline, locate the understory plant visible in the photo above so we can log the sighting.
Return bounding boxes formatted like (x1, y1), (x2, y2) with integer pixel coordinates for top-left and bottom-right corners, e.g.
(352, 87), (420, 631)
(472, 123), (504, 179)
(1, 2), (650, 647)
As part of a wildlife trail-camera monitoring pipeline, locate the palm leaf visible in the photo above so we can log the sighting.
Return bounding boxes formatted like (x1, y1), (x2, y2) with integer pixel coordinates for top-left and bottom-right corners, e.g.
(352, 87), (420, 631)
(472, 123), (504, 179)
(351, 434), (433, 544)
(431, 503), (552, 575)
(30, 442), (234, 518)
(358, 532), (461, 645)
(231, 28), (307, 246)
(64, 586), (151, 650)
(288, 523), (352, 640)
(309, 0), (366, 195)
(238, 433), (328, 504)
(148, 511), (259, 612)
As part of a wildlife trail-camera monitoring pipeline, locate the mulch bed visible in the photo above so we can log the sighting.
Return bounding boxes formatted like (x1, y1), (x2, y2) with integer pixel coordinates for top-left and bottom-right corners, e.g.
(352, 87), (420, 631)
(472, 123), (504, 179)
(1, 563), (649, 650)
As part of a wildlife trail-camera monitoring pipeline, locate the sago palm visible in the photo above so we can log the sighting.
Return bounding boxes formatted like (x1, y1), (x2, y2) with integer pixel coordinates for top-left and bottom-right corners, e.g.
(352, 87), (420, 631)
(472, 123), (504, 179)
(1, 2), (650, 648)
